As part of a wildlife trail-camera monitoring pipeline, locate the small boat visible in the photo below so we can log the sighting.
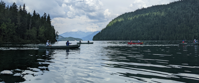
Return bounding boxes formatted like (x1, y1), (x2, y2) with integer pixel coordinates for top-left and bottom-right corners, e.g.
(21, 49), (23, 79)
(128, 42), (143, 45)
(38, 44), (80, 49)
(77, 42), (93, 44)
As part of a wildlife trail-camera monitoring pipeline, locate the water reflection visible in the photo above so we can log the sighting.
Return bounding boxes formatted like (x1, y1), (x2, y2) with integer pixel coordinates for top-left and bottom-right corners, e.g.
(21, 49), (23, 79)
(46, 49), (49, 55)
(1, 41), (199, 83)
(104, 45), (199, 83)
(66, 49), (69, 55)
(194, 45), (198, 55)
(0, 50), (53, 83)
(182, 45), (187, 51)
(65, 49), (71, 59)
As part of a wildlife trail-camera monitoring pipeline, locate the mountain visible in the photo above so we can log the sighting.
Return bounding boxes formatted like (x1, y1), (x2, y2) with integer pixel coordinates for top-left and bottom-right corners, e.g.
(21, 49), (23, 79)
(57, 35), (82, 41)
(82, 31), (100, 41)
(60, 31), (93, 39)
(60, 31), (99, 41)
(93, 0), (199, 40)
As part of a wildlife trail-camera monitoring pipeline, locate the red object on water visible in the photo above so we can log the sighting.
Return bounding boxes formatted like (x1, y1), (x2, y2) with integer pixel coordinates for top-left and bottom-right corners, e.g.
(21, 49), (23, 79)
(128, 42), (143, 45)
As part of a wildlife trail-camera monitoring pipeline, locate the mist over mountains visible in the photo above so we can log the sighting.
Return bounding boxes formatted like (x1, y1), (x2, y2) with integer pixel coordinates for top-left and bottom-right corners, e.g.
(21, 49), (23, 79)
(60, 31), (100, 41)
(81, 31), (100, 41)
(57, 35), (82, 41)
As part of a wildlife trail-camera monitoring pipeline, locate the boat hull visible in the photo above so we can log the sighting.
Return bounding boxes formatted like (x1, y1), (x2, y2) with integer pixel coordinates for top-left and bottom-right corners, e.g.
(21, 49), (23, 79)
(128, 42), (143, 45)
(179, 43), (199, 45)
(77, 42), (93, 44)
(39, 45), (80, 49)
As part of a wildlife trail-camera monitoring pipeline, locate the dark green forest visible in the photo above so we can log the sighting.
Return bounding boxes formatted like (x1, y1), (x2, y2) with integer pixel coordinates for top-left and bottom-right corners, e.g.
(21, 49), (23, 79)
(93, 0), (199, 40)
(0, 1), (58, 43)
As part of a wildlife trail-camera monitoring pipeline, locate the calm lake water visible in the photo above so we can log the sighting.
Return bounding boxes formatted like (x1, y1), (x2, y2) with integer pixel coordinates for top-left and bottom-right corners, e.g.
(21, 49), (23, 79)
(0, 41), (199, 83)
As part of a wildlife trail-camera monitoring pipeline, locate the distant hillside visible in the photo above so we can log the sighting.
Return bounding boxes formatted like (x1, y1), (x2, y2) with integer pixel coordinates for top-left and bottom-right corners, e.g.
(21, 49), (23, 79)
(60, 31), (93, 39)
(82, 31), (100, 40)
(57, 35), (82, 41)
(93, 0), (199, 40)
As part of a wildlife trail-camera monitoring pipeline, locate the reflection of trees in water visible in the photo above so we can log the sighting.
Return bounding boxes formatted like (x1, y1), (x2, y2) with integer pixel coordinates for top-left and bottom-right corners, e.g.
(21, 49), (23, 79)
(104, 45), (199, 82)
(0, 50), (54, 83)
(0, 74), (25, 83)
(182, 45), (187, 51)
(105, 45), (199, 65)
(178, 45), (199, 66)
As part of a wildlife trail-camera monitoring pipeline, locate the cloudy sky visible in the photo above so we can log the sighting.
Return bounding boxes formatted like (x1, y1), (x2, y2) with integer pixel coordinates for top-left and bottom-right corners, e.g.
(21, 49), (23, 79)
(4, 0), (178, 34)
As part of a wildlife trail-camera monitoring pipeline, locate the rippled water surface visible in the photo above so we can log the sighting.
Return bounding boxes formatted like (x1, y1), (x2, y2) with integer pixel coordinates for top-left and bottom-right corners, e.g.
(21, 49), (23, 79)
(0, 41), (199, 83)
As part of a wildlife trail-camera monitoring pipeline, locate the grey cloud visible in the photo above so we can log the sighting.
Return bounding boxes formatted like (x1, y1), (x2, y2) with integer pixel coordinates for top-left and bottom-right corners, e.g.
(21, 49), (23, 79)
(54, 0), (64, 6)
(4, 0), (66, 18)
(62, 0), (105, 19)
(87, 12), (105, 21)
(74, 0), (102, 12)
(4, 0), (110, 22)
(4, 0), (23, 5)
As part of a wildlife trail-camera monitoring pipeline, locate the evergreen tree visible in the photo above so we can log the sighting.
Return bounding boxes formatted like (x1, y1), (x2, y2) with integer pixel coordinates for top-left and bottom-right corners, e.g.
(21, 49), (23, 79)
(0, 1), (57, 43)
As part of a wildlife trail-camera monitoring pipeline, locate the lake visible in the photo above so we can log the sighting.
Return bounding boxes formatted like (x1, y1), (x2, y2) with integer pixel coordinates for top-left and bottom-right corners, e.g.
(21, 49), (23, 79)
(0, 41), (199, 83)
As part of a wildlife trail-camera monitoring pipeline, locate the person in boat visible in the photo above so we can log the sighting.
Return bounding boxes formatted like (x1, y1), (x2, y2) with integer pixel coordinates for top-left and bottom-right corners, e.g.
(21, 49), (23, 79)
(193, 39), (197, 43)
(182, 40), (185, 43)
(138, 40), (140, 43)
(66, 41), (71, 46)
(130, 40), (132, 42)
(46, 40), (51, 46)
(88, 40), (90, 43)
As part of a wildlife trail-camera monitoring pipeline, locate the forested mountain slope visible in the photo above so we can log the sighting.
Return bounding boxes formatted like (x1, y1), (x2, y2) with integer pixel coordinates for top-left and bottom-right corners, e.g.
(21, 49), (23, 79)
(0, 1), (57, 43)
(93, 0), (199, 40)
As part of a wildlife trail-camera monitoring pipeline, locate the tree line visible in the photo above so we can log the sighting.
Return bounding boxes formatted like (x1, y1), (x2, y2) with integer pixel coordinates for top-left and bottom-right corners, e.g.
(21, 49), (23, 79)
(0, 1), (58, 43)
(93, 0), (199, 40)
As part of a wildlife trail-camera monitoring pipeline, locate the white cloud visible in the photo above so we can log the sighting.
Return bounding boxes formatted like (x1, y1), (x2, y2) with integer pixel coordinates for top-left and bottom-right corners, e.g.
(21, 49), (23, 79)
(104, 9), (111, 17)
(129, 0), (178, 10)
(129, 0), (146, 9)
